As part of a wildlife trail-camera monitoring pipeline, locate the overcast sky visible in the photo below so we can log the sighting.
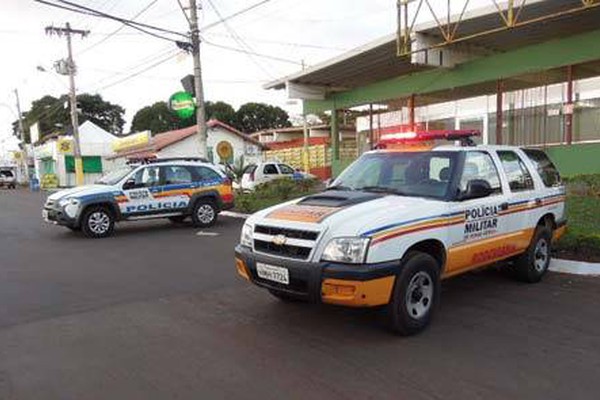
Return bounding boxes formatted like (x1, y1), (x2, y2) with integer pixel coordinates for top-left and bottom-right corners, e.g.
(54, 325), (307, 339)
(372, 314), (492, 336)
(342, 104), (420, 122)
(0, 0), (500, 155)
(0, 0), (399, 152)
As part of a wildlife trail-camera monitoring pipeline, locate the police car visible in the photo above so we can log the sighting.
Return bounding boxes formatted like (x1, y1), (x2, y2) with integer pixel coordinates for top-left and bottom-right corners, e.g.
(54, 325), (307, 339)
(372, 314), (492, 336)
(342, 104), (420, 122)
(235, 131), (566, 335)
(43, 158), (233, 238)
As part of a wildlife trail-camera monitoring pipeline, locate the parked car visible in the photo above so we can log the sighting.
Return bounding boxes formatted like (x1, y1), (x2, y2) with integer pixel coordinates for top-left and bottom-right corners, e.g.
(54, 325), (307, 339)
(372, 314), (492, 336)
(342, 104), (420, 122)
(236, 162), (315, 191)
(43, 158), (233, 238)
(0, 169), (16, 189)
(234, 131), (566, 335)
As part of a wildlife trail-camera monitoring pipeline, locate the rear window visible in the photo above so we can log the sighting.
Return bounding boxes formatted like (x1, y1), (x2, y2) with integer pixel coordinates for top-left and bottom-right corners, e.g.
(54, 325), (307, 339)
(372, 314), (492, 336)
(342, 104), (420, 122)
(522, 149), (562, 187)
(0, 170), (14, 177)
(243, 165), (257, 175)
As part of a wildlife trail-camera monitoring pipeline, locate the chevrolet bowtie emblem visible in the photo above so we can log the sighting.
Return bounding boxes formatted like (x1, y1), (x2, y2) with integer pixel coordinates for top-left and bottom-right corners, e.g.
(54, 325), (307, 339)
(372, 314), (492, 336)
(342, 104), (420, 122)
(272, 234), (287, 246)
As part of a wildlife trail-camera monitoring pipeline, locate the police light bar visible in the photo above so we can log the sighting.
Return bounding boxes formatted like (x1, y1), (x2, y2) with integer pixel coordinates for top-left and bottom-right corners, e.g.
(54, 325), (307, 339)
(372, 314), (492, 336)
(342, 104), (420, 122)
(378, 129), (481, 147)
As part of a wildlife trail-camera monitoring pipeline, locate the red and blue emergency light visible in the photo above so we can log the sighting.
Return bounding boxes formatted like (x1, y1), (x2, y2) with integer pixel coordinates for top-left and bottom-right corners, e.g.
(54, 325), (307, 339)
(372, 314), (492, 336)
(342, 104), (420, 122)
(376, 129), (481, 148)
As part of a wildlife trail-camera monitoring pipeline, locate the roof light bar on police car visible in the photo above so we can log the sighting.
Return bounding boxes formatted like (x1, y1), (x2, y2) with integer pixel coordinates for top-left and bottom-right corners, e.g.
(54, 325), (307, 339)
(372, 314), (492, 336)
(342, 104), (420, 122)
(378, 129), (481, 147)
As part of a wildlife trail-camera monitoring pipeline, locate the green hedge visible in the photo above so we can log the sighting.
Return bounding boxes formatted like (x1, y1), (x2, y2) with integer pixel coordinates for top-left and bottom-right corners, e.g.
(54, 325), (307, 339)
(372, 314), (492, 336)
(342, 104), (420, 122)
(235, 178), (321, 214)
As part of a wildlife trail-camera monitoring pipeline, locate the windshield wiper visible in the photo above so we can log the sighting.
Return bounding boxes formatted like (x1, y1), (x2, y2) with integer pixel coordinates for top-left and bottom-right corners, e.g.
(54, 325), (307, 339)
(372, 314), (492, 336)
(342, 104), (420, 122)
(324, 185), (354, 191)
(358, 186), (406, 195)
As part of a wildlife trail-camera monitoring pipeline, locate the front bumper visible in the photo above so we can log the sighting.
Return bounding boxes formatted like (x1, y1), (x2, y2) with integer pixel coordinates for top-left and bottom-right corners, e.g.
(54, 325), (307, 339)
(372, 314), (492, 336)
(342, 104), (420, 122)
(43, 205), (78, 228)
(235, 245), (397, 307)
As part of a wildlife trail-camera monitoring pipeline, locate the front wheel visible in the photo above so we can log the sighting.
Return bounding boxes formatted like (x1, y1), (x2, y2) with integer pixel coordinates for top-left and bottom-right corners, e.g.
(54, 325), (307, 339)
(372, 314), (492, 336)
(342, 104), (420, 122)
(81, 206), (115, 238)
(513, 226), (552, 283)
(191, 199), (217, 228)
(385, 251), (441, 336)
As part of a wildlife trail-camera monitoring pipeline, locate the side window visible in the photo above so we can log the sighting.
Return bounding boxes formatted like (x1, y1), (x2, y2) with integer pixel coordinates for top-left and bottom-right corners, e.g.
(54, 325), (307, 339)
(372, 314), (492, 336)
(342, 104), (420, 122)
(429, 157), (451, 181)
(497, 151), (535, 192)
(193, 166), (221, 182)
(522, 149), (562, 187)
(132, 166), (161, 188)
(162, 166), (193, 185)
(278, 164), (295, 174)
(263, 164), (278, 175)
(459, 152), (502, 194)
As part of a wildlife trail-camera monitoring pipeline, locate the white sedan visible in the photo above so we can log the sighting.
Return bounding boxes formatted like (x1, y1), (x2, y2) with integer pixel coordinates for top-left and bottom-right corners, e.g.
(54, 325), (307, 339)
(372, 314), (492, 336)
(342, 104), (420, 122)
(235, 162), (314, 191)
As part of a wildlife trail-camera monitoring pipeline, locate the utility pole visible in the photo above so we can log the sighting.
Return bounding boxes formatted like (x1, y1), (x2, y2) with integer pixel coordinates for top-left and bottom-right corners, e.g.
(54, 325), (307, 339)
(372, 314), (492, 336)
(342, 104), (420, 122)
(14, 88), (28, 182)
(45, 23), (89, 186)
(188, 0), (208, 158)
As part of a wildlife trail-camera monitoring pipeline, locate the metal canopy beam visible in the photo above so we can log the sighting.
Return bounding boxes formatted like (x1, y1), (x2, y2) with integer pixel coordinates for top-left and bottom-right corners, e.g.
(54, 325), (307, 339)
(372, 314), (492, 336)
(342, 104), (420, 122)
(304, 28), (600, 114)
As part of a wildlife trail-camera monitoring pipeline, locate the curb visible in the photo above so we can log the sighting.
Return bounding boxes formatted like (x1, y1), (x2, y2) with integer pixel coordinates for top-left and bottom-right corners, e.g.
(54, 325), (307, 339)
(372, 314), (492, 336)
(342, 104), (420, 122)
(221, 211), (250, 219)
(549, 258), (600, 277)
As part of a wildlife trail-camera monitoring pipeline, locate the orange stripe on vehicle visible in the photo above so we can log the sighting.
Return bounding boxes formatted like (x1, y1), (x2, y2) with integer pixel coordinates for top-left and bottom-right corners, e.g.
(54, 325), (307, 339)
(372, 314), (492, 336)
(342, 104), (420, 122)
(444, 228), (535, 278)
(371, 216), (465, 245)
(267, 204), (340, 223)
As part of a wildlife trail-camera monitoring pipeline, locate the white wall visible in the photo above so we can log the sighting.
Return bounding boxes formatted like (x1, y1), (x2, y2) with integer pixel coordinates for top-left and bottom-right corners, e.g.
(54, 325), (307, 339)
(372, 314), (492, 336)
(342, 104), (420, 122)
(157, 126), (262, 165)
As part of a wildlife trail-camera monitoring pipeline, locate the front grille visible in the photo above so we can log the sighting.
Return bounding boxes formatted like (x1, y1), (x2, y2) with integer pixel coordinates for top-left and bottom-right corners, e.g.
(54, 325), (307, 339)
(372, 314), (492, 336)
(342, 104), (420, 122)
(253, 225), (319, 260)
(254, 240), (312, 260)
(254, 225), (319, 241)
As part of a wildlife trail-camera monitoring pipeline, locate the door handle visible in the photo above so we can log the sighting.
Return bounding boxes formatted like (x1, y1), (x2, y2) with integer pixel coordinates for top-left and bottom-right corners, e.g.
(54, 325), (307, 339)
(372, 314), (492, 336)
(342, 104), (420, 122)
(535, 198), (543, 206)
(500, 202), (509, 211)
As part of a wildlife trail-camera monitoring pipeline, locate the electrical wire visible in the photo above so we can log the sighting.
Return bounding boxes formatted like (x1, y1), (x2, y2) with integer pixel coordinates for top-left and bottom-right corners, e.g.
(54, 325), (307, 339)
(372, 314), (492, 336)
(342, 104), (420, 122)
(202, 0), (273, 31)
(91, 50), (183, 92)
(78, 0), (160, 56)
(205, 0), (277, 77)
(203, 32), (348, 51)
(202, 39), (303, 66)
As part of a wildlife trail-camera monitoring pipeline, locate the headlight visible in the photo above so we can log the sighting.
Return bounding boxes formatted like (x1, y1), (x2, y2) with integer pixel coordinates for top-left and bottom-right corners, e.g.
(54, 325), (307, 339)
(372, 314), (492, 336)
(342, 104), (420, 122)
(240, 223), (253, 247)
(58, 197), (80, 208)
(321, 237), (370, 264)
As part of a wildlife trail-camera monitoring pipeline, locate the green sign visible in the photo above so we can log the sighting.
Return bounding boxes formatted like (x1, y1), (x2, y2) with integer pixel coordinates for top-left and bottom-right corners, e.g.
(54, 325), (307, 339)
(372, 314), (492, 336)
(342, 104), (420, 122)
(169, 91), (195, 119)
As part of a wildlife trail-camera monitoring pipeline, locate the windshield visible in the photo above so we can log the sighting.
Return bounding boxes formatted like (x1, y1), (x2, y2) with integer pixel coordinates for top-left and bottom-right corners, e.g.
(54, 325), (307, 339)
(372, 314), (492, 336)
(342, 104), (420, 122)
(96, 166), (134, 185)
(332, 151), (459, 199)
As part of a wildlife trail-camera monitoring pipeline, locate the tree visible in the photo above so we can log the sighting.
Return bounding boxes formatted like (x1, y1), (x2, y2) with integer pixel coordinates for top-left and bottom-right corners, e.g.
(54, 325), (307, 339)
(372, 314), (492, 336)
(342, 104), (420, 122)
(13, 93), (125, 142)
(130, 101), (190, 135)
(77, 94), (125, 134)
(234, 102), (291, 133)
(205, 101), (236, 127)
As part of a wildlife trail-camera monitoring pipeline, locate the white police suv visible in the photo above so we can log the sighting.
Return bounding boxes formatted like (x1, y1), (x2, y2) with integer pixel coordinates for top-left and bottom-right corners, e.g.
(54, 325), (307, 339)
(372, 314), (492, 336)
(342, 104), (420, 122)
(43, 158), (233, 238)
(235, 131), (566, 335)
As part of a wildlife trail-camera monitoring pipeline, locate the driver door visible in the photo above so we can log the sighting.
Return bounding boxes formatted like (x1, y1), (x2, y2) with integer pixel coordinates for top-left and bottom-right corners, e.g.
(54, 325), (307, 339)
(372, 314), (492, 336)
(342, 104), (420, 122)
(445, 151), (511, 276)
(120, 165), (164, 217)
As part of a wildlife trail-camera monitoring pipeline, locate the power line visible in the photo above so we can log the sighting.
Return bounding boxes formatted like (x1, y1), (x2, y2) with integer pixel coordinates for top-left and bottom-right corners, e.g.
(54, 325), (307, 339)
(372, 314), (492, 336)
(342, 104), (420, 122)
(34, 0), (187, 43)
(204, 32), (349, 51)
(202, 38), (303, 65)
(202, 0), (273, 31)
(92, 50), (183, 92)
(204, 0), (276, 77)
(78, 0), (160, 56)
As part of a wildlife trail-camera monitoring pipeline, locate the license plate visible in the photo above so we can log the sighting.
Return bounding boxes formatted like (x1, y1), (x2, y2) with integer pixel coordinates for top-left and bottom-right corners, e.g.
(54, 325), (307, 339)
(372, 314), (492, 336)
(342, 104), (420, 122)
(256, 262), (289, 285)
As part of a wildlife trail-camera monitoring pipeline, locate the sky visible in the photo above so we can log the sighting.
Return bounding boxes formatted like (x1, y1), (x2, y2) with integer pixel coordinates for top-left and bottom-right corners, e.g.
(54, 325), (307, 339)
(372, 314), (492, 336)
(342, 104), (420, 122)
(0, 0), (398, 154)
(0, 0), (500, 156)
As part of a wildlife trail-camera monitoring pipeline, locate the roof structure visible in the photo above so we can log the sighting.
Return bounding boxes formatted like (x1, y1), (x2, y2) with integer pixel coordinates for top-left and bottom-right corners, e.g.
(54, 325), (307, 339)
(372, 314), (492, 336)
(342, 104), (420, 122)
(109, 119), (266, 160)
(265, 0), (600, 111)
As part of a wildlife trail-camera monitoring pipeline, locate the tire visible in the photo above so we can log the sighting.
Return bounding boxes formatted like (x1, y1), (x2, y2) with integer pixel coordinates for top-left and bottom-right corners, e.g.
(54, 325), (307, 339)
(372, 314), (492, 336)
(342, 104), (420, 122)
(385, 251), (441, 336)
(168, 216), (187, 224)
(191, 199), (218, 228)
(513, 226), (552, 283)
(81, 206), (115, 239)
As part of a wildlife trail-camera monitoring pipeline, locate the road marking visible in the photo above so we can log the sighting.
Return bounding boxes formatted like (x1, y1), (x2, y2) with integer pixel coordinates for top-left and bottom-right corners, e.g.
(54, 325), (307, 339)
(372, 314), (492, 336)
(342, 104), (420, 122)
(196, 231), (220, 237)
(221, 211), (249, 219)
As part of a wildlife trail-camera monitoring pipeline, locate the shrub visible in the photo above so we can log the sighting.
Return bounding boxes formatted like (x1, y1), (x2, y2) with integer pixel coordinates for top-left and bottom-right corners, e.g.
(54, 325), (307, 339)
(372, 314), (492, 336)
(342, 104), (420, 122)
(234, 177), (321, 214)
(563, 174), (600, 197)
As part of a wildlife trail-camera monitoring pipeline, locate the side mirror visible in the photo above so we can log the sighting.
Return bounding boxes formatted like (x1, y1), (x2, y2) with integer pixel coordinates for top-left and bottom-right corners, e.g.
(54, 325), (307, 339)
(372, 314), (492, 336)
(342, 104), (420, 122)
(460, 179), (493, 201)
(123, 179), (136, 190)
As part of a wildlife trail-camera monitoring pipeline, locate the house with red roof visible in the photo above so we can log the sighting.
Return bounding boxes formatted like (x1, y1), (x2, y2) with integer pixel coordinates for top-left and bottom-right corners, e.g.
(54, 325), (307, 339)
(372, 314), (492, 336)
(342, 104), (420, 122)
(107, 119), (266, 167)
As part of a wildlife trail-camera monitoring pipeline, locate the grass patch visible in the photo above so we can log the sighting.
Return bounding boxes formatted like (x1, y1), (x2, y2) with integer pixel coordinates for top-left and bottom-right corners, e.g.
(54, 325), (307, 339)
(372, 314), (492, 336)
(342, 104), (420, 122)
(234, 178), (321, 214)
(554, 195), (600, 262)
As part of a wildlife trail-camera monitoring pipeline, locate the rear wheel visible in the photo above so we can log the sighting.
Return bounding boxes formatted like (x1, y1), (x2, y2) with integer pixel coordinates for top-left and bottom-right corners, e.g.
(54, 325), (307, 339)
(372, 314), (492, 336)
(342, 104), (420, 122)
(513, 226), (552, 283)
(385, 251), (440, 336)
(191, 199), (217, 228)
(81, 206), (115, 238)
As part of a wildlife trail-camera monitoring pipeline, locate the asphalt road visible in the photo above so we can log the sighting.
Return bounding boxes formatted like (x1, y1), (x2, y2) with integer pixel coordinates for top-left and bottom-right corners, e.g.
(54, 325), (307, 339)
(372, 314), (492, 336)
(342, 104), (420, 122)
(1, 188), (599, 400)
